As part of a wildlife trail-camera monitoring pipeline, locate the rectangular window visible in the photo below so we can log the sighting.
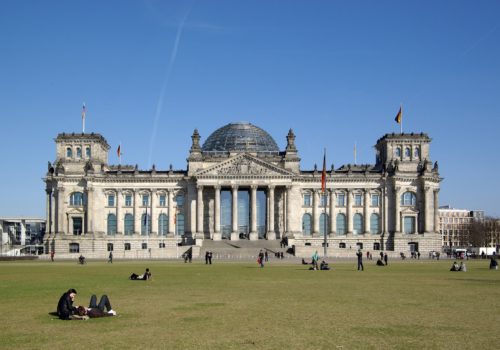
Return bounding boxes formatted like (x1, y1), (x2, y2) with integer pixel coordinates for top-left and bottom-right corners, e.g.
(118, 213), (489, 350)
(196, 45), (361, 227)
(337, 194), (345, 207)
(124, 243), (131, 251)
(159, 242), (165, 248)
(69, 243), (79, 253)
(303, 193), (311, 207)
(371, 194), (380, 207)
(320, 194), (328, 207)
(142, 195), (149, 206)
(142, 243), (147, 250)
(354, 194), (362, 206)
(159, 195), (166, 207)
(107, 243), (114, 252)
(108, 195), (115, 207)
(125, 195), (132, 207)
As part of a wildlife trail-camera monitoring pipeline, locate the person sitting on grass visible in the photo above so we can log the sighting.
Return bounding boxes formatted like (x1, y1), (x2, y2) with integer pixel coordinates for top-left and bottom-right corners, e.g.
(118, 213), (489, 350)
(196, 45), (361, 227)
(458, 262), (467, 272)
(78, 255), (86, 264)
(450, 261), (459, 271)
(301, 258), (308, 265)
(57, 288), (79, 320)
(320, 260), (330, 270)
(77, 294), (117, 318)
(490, 257), (498, 270)
(376, 258), (385, 266)
(129, 268), (152, 280)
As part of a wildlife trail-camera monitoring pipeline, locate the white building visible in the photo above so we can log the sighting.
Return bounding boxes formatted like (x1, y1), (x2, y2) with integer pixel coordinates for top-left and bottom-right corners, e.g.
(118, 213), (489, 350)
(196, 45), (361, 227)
(43, 123), (442, 258)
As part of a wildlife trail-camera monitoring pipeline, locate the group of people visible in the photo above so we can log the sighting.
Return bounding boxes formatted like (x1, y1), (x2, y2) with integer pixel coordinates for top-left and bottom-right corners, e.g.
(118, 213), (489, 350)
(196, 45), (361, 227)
(57, 289), (117, 320)
(204, 251), (213, 264)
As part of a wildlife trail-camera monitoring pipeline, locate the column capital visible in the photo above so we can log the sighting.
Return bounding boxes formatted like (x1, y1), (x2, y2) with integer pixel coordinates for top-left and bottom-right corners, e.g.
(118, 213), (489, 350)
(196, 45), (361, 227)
(213, 184), (221, 190)
(231, 184), (239, 190)
(268, 184), (275, 190)
(197, 185), (204, 190)
(251, 185), (258, 190)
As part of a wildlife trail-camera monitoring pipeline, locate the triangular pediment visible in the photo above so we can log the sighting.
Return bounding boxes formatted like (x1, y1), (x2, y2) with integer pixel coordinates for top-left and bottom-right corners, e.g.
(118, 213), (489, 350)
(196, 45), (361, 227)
(401, 207), (419, 214)
(196, 154), (293, 177)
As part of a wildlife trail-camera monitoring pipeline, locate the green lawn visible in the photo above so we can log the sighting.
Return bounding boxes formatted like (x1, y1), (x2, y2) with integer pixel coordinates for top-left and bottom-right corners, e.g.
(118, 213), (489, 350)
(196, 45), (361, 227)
(0, 259), (499, 349)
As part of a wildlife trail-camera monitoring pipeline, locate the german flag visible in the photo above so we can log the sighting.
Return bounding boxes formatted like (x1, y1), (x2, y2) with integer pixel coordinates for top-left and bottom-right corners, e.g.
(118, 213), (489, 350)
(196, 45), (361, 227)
(394, 106), (402, 124)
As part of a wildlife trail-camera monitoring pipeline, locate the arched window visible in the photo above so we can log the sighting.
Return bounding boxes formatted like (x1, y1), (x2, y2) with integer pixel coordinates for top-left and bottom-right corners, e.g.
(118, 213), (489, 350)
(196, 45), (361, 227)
(76, 147), (82, 158)
(336, 213), (346, 235)
(66, 147), (73, 158)
(176, 194), (184, 206)
(405, 147), (411, 157)
(70, 192), (85, 206)
(395, 147), (401, 158)
(319, 213), (329, 236)
(85, 147), (91, 158)
(370, 213), (380, 234)
(141, 213), (151, 235)
(414, 147), (420, 158)
(124, 214), (134, 235)
(302, 213), (312, 236)
(176, 213), (184, 236)
(107, 214), (117, 235)
(401, 192), (417, 206)
(353, 213), (363, 234)
(158, 213), (168, 236)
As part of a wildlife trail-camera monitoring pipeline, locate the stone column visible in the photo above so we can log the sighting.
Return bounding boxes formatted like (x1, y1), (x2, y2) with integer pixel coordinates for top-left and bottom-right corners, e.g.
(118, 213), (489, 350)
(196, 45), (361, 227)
(150, 189), (156, 235)
(329, 190), (335, 235)
(213, 186), (221, 241)
(56, 188), (65, 234)
(286, 186), (292, 236)
(167, 190), (175, 237)
(86, 187), (93, 234)
(346, 189), (352, 235)
(116, 190), (123, 235)
(364, 189), (370, 234)
(231, 185), (239, 240)
(267, 185), (276, 240)
(433, 189), (439, 233)
(53, 189), (59, 234)
(197, 185), (204, 238)
(313, 190), (319, 236)
(249, 185), (258, 240)
(394, 186), (401, 233)
(133, 190), (139, 235)
(46, 189), (52, 234)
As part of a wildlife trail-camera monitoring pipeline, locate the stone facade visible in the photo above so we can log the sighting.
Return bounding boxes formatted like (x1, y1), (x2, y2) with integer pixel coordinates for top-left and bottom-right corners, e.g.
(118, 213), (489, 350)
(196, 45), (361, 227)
(43, 124), (442, 259)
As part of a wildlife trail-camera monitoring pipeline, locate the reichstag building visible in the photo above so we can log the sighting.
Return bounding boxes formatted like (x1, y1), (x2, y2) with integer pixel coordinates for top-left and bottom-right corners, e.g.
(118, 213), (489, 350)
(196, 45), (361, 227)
(43, 122), (442, 258)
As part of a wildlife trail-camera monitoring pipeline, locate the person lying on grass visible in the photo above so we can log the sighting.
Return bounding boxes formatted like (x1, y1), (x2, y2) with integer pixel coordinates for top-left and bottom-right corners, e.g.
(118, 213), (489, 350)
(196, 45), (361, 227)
(76, 294), (117, 318)
(129, 268), (152, 280)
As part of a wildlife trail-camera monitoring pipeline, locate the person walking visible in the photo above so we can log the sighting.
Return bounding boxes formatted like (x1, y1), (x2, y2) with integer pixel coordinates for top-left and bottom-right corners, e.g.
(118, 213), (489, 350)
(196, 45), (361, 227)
(108, 251), (113, 263)
(312, 250), (320, 270)
(258, 250), (265, 268)
(384, 253), (388, 266)
(356, 250), (364, 271)
(205, 251), (209, 264)
(208, 251), (213, 265)
(50, 251), (55, 262)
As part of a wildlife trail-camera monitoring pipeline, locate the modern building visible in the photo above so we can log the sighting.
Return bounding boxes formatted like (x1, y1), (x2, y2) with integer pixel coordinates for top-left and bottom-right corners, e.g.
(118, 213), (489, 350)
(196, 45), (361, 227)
(43, 122), (442, 258)
(0, 217), (46, 253)
(438, 206), (484, 248)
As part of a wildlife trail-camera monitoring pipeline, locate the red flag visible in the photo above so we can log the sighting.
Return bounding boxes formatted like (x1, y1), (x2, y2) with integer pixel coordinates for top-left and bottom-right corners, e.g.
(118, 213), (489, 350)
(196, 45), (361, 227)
(321, 149), (326, 193)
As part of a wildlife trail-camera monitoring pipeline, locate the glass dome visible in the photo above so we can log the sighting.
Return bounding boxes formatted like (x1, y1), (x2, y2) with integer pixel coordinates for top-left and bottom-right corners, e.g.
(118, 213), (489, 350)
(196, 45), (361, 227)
(202, 122), (279, 154)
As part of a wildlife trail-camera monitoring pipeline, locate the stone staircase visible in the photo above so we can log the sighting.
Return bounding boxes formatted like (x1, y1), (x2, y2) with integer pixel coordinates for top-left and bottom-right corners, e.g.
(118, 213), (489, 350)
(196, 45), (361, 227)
(199, 239), (290, 260)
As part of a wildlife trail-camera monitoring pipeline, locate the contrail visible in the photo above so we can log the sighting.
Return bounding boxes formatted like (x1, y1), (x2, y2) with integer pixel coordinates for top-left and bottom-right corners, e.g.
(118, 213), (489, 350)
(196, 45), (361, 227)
(148, 5), (193, 167)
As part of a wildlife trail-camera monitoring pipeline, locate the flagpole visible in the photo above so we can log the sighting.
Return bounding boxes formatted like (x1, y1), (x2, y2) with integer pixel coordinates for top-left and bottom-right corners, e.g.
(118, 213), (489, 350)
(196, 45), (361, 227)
(400, 103), (403, 134)
(354, 141), (357, 165)
(82, 103), (86, 133)
(322, 148), (328, 259)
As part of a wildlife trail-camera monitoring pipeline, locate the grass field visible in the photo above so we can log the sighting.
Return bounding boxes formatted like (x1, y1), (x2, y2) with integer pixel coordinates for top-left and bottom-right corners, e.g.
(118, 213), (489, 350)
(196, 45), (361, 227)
(0, 258), (499, 349)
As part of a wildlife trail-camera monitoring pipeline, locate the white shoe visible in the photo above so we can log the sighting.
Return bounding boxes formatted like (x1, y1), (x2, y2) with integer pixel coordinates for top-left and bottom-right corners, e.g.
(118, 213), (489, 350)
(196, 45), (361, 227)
(108, 310), (117, 316)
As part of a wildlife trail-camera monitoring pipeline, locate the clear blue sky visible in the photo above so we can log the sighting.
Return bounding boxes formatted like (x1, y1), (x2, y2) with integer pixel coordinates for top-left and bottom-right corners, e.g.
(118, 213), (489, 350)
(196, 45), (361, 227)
(1, 0), (499, 218)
